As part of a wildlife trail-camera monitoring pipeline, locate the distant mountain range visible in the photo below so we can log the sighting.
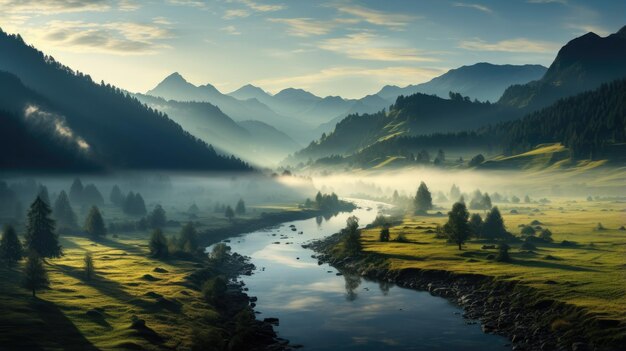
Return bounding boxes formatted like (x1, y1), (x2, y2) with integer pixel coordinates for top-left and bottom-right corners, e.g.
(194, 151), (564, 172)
(291, 26), (626, 166)
(0, 30), (250, 172)
(499, 25), (626, 110)
(134, 94), (300, 166)
(376, 63), (547, 103)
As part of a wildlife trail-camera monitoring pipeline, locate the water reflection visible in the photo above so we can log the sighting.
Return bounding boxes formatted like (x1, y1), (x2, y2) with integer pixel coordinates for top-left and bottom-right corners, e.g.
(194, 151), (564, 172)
(219, 199), (510, 350)
(344, 274), (362, 301)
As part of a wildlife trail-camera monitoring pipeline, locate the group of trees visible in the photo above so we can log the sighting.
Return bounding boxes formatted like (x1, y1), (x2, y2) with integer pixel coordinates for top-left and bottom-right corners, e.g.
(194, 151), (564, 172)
(214, 199), (246, 222)
(469, 190), (492, 210)
(69, 179), (104, 207)
(304, 192), (341, 212)
(149, 222), (201, 259)
(121, 191), (147, 216)
(442, 201), (509, 250)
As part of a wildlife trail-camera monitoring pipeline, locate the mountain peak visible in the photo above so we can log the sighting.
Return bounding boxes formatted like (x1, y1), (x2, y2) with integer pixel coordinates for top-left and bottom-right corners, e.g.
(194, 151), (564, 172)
(616, 25), (626, 38)
(164, 72), (188, 83)
(275, 88), (319, 101)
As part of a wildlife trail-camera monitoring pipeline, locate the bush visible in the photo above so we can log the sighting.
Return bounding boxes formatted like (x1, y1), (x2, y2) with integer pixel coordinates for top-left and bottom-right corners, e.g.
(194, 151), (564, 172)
(84, 252), (95, 281)
(539, 229), (553, 242)
(496, 243), (511, 262)
(379, 227), (390, 242)
(520, 225), (536, 236)
(520, 242), (536, 250)
(202, 276), (227, 306)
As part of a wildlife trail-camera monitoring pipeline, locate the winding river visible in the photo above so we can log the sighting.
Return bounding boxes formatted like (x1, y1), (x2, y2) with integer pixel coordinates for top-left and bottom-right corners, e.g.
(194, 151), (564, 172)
(219, 199), (510, 350)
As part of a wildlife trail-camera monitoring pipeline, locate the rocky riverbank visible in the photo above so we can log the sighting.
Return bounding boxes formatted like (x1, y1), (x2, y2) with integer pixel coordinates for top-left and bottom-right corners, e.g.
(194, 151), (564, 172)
(305, 233), (624, 351)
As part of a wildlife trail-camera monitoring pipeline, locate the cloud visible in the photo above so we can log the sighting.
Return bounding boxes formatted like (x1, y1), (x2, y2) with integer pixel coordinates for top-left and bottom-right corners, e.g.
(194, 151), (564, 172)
(167, 0), (206, 7)
(267, 18), (333, 37)
(223, 9), (251, 19)
(318, 33), (439, 62)
(24, 20), (173, 55)
(238, 0), (284, 12)
(458, 37), (560, 53)
(333, 4), (414, 29)
(252, 66), (446, 94)
(0, 0), (135, 14)
(453, 2), (493, 14)
(220, 25), (241, 35)
(24, 105), (90, 151)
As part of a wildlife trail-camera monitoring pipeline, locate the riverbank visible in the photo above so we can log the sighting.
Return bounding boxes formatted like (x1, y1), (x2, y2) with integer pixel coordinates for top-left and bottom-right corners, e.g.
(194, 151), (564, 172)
(305, 199), (626, 351)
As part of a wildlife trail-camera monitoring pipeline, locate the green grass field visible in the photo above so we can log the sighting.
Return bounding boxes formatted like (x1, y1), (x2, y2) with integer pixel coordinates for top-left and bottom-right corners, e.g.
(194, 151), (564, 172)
(0, 201), (304, 350)
(360, 199), (626, 321)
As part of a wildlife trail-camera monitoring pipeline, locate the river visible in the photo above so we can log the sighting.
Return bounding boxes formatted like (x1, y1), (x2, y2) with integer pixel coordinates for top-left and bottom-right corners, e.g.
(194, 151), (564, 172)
(218, 199), (510, 350)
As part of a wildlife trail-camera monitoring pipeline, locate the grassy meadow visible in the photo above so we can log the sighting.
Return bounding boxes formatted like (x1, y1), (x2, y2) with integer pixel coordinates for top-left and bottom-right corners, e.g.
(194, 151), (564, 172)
(0, 199), (305, 350)
(359, 199), (626, 321)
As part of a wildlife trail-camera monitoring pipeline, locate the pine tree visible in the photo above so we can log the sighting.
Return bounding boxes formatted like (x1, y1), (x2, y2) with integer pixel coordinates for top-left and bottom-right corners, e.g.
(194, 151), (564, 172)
(134, 193), (147, 216)
(109, 185), (124, 206)
(482, 207), (507, 240)
(84, 252), (95, 281)
(53, 190), (77, 232)
(414, 181), (433, 214)
(84, 206), (106, 239)
(469, 213), (483, 238)
(315, 191), (323, 207)
(148, 205), (167, 229)
(83, 184), (104, 206)
(149, 229), (169, 259)
(444, 202), (470, 250)
(0, 225), (23, 265)
(178, 222), (198, 253)
(25, 197), (62, 258)
(224, 206), (235, 222)
(122, 191), (135, 215)
(235, 199), (246, 215)
(69, 178), (84, 204)
(23, 253), (49, 297)
(37, 185), (50, 205)
(379, 227), (390, 242)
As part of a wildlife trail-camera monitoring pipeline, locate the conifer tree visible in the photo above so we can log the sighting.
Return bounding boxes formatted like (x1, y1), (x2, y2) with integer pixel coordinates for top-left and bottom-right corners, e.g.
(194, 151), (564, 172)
(84, 206), (106, 239)
(149, 229), (169, 259)
(224, 206), (235, 222)
(482, 207), (507, 240)
(53, 190), (77, 232)
(148, 205), (166, 229)
(69, 178), (84, 204)
(235, 199), (246, 215)
(414, 182), (433, 214)
(37, 185), (50, 205)
(0, 225), (23, 265)
(84, 252), (95, 281)
(23, 253), (49, 297)
(109, 185), (124, 206)
(178, 222), (199, 252)
(25, 197), (62, 258)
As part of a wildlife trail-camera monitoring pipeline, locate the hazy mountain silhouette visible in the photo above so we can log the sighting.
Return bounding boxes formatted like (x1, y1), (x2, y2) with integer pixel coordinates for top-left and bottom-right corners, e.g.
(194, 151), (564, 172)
(293, 92), (517, 161)
(377, 63), (547, 103)
(499, 26), (626, 110)
(0, 30), (249, 172)
(147, 73), (310, 140)
(134, 94), (300, 165)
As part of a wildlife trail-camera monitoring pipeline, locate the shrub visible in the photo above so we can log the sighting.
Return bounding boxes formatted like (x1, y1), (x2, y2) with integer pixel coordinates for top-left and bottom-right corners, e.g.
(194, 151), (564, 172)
(520, 242), (536, 251)
(496, 243), (511, 262)
(379, 227), (390, 242)
(84, 252), (95, 281)
(394, 232), (409, 243)
(539, 229), (553, 242)
(520, 225), (536, 236)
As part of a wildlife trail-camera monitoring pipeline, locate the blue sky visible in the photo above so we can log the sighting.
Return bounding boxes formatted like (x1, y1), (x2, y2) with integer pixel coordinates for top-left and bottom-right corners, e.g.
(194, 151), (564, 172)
(0, 0), (624, 98)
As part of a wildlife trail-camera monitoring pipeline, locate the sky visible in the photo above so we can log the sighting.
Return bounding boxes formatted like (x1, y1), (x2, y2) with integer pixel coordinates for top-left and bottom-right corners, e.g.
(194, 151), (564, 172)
(0, 0), (624, 98)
